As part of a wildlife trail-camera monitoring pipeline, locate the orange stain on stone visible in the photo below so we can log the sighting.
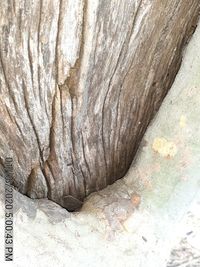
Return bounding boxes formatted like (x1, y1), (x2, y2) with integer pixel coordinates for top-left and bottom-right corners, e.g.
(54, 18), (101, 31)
(131, 193), (141, 208)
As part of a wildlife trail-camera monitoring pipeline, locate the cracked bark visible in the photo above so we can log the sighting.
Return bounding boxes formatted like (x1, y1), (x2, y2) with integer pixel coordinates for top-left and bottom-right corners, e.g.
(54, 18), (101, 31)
(0, 0), (199, 210)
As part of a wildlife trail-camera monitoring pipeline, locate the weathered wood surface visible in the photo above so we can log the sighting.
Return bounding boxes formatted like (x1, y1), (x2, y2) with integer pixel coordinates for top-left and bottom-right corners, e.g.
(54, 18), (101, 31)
(0, 0), (199, 209)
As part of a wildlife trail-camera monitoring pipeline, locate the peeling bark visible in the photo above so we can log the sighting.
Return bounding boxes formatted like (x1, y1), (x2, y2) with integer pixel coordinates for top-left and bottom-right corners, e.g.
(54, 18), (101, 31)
(0, 0), (199, 210)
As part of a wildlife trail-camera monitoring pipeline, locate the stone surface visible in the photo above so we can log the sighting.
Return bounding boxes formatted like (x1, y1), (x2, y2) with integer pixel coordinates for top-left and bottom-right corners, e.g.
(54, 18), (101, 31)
(0, 19), (200, 267)
(0, 1), (199, 208)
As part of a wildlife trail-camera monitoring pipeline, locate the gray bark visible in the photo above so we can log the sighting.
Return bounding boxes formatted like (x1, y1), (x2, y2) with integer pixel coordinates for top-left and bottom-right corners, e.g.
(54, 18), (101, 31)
(0, 0), (199, 210)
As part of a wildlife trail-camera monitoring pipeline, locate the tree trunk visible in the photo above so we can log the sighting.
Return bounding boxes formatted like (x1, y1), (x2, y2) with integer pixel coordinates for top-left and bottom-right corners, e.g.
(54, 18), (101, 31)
(0, 0), (199, 210)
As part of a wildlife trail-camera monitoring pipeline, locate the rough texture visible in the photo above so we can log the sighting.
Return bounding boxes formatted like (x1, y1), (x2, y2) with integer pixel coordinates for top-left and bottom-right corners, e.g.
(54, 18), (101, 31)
(0, 0), (199, 208)
(1, 20), (200, 266)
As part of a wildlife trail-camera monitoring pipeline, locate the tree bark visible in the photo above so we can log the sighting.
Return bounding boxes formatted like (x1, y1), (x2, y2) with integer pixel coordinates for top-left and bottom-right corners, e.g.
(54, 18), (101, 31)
(0, 0), (199, 210)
